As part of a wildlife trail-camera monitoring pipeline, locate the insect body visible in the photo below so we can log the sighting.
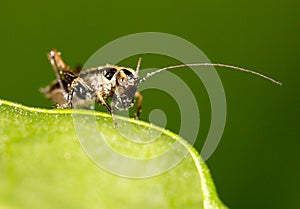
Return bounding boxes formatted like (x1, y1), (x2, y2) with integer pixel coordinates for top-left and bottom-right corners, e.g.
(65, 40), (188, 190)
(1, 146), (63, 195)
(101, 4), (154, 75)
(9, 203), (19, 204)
(41, 49), (281, 126)
(41, 49), (143, 123)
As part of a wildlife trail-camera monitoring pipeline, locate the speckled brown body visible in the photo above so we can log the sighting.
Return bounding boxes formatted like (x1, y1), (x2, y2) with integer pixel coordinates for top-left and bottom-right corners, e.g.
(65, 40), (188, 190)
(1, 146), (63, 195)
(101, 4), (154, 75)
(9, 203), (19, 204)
(41, 49), (143, 123)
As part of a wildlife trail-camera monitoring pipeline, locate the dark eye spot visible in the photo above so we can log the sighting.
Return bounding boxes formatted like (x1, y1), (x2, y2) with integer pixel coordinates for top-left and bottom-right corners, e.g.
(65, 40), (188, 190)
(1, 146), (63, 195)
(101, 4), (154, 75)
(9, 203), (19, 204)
(104, 68), (117, 80)
(121, 69), (133, 76)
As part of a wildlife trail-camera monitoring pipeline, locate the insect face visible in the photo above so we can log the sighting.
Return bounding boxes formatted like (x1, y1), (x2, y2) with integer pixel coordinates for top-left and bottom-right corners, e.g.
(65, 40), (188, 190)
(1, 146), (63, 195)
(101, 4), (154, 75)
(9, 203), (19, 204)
(111, 68), (138, 111)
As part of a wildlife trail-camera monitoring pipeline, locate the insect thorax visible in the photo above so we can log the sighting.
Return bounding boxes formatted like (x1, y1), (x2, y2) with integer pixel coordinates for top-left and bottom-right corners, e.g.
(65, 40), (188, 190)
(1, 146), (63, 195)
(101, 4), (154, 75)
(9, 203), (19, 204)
(71, 65), (138, 110)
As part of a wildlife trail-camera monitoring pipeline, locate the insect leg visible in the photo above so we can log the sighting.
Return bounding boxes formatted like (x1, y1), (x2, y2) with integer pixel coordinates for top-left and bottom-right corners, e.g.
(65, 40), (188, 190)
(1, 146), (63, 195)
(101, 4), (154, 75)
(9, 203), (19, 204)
(48, 49), (69, 92)
(56, 103), (70, 109)
(96, 92), (111, 113)
(96, 92), (118, 127)
(55, 87), (73, 109)
(65, 86), (75, 108)
(46, 49), (79, 107)
(134, 92), (143, 120)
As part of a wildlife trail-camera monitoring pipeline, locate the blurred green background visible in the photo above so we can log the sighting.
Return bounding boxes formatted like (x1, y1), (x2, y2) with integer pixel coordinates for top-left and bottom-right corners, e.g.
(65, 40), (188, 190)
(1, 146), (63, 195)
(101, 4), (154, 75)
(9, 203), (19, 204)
(0, 0), (299, 208)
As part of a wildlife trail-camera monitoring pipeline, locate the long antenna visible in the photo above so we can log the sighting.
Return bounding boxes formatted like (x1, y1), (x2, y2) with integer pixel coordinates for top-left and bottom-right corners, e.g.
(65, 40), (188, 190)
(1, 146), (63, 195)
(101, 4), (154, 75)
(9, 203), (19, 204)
(136, 57), (142, 76)
(139, 63), (282, 85)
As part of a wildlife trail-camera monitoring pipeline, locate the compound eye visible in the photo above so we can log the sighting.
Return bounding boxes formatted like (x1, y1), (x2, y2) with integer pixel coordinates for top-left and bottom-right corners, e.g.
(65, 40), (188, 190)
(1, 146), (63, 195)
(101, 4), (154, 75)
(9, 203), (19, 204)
(121, 69), (133, 76)
(122, 69), (132, 76)
(104, 68), (117, 80)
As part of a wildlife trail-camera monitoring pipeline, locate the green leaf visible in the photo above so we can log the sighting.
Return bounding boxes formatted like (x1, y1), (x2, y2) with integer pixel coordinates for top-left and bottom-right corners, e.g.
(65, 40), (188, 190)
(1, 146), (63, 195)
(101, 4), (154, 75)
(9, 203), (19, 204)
(0, 99), (228, 209)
